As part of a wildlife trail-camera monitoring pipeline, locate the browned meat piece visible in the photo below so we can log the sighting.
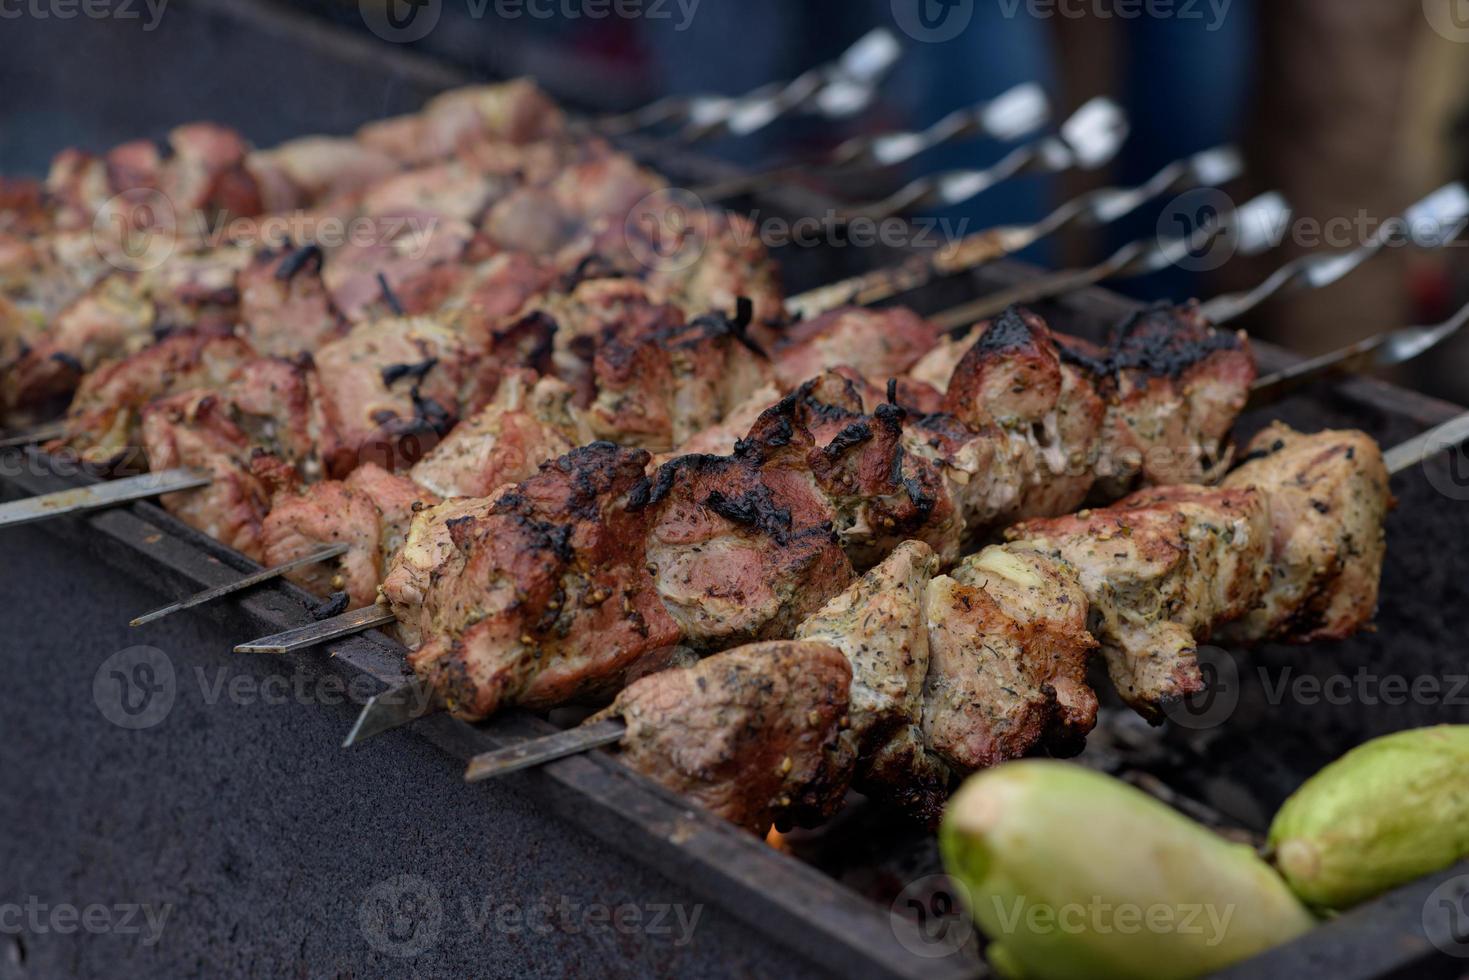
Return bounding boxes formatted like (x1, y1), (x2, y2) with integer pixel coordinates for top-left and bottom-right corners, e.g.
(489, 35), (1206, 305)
(772, 306), (941, 391)
(1006, 483), (1272, 720)
(636, 206), (786, 334)
(245, 136), (401, 213)
(48, 332), (256, 467)
(236, 245), (346, 357)
(159, 123), (262, 220)
(356, 80), (565, 165)
(311, 316), (482, 475)
(404, 443), (683, 719)
(441, 252), (558, 360)
(796, 541), (952, 825)
(321, 211), (476, 322)
(596, 640), (857, 835)
(1220, 423), (1391, 643)
(381, 495), (502, 648)
(927, 544), (1099, 764)
(361, 161), (505, 226)
(5, 275), (158, 417)
(262, 463), (439, 610)
(408, 373), (589, 499)
(1070, 302), (1257, 496)
(140, 390), (274, 560)
(587, 299), (774, 452)
(643, 408), (854, 648)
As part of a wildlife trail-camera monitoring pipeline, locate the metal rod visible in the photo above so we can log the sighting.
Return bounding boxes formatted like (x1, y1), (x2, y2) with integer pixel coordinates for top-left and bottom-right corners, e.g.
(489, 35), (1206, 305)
(463, 719), (627, 781)
(232, 603), (397, 654)
(1247, 300), (1469, 410)
(929, 191), (1288, 332)
(0, 467), (211, 529)
(839, 97), (1129, 222)
(784, 144), (1243, 321)
(695, 83), (1051, 203)
(594, 29), (901, 141)
(0, 421), (65, 448)
(1385, 409), (1469, 476)
(1199, 182), (1469, 325)
(342, 675), (439, 748)
(130, 542), (350, 627)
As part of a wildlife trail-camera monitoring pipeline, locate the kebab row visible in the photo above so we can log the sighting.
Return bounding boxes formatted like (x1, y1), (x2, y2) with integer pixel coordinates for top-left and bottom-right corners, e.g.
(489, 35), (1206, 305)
(468, 414), (1401, 837)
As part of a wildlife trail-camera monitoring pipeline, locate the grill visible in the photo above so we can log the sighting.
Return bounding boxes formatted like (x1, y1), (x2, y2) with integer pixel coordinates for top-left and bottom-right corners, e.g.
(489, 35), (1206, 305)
(3, 4), (1468, 978)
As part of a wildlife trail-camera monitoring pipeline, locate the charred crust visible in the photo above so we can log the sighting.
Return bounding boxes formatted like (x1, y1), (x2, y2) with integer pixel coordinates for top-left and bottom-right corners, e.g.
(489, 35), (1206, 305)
(380, 357), (438, 388)
(274, 243), (324, 282)
(975, 306), (1038, 354)
(703, 486), (794, 544)
(1060, 301), (1242, 381)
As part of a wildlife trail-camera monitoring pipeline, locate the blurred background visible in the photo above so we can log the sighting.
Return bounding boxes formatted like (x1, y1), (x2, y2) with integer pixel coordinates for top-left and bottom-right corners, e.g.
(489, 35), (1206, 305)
(3, 0), (1468, 399)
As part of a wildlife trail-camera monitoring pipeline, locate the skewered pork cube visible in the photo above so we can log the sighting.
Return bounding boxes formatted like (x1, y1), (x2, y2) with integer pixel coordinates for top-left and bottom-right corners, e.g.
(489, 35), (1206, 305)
(595, 640), (857, 836)
(403, 443), (683, 719)
(355, 80), (565, 165)
(320, 211), (477, 322)
(310, 315), (483, 475)
(236, 244), (346, 357)
(643, 406), (855, 648)
(262, 463), (439, 610)
(771, 306), (941, 391)
(925, 544), (1098, 771)
(47, 332), (256, 467)
(407, 373), (589, 499)
(1006, 483), (1272, 720)
(1219, 423), (1390, 643)
(795, 540), (952, 826)
(244, 136), (401, 214)
(140, 357), (325, 559)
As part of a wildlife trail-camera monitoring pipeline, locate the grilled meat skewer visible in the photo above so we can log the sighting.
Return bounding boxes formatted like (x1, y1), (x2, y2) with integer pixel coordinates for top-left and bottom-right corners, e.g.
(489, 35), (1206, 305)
(464, 418), (1400, 834)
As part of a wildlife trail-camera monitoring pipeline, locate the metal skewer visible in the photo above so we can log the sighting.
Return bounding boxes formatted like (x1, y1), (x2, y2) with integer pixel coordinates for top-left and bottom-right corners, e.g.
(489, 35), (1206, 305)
(839, 97), (1130, 222)
(1247, 300), (1469, 410)
(929, 190), (1289, 331)
(0, 421), (65, 448)
(463, 719), (627, 781)
(343, 675), (438, 748)
(694, 83), (1052, 202)
(784, 144), (1243, 321)
(129, 542), (350, 627)
(1384, 409), (1469, 476)
(594, 29), (902, 141)
(1198, 182), (1469, 324)
(0, 467), (211, 529)
(233, 602), (397, 654)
